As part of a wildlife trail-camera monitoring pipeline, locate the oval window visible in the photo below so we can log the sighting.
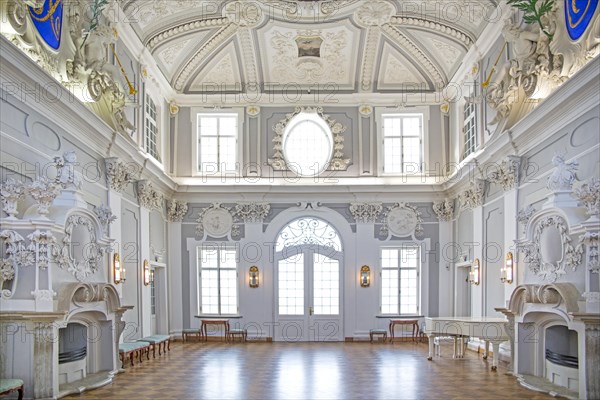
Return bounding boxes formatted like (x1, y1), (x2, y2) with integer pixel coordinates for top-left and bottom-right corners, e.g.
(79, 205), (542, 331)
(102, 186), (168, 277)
(283, 113), (333, 177)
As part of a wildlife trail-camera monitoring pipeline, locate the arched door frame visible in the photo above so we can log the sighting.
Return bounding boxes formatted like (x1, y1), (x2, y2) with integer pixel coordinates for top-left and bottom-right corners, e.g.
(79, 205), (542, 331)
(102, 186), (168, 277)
(265, 205), (353, 341)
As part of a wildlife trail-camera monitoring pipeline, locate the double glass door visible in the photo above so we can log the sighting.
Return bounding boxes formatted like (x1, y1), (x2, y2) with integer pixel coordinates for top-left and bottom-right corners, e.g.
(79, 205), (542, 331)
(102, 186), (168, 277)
(274, 247), (343, 341)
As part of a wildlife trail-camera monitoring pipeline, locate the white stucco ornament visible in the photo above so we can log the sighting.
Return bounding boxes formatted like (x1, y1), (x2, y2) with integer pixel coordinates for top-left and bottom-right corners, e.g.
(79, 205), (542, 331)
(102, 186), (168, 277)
(387, 207), (418, 237)
(202, 207), (234, 238)
(355, 0), (394, 27)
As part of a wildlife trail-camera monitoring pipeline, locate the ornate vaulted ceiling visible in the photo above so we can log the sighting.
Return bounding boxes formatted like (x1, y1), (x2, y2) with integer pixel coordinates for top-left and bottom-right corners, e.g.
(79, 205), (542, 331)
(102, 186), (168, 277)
(122, 0), (498, 94)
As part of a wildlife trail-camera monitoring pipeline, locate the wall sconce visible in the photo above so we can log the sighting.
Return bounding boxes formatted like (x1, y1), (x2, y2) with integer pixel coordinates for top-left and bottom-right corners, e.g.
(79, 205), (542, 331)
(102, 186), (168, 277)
(360, 265), (370, 287)
(501, 252), (514, 284)
(469, 258), (480, 285)
(143, 259), (151, 286)
(113, 253), (126, 284)
(249, 266), (259, 288)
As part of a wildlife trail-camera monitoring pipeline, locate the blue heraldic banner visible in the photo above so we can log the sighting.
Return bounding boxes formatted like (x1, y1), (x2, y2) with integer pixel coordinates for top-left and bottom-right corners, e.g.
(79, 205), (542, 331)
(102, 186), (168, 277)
(29, 0), (63, 50)
(565, 0), (598, 40)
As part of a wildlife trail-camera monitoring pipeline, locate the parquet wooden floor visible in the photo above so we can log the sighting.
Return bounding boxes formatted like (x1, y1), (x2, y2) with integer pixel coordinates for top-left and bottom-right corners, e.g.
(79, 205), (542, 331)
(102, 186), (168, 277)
(65, 341), (555, 400)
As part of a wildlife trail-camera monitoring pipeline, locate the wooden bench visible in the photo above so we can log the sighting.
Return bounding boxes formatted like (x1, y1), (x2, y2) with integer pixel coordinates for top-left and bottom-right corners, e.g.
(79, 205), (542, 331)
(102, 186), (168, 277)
(137, 335), (171, 357)
(0, 379), (23, 400)
(369, 329), (388, 343)
(182, 328), (203, 342)
(227, 328), (248, 342)
(119, 341), (150, 367)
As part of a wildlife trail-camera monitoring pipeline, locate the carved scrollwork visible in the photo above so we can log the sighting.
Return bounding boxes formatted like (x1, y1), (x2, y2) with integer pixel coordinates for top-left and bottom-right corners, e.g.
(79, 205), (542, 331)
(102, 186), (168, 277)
(59, 214), (107, 281)
(268, 106), (350, 172)
(519, 215), (583, 283)
(53, 151), (82, 190)
(231, 202), (270, 223)
(349, 202), (383, 223)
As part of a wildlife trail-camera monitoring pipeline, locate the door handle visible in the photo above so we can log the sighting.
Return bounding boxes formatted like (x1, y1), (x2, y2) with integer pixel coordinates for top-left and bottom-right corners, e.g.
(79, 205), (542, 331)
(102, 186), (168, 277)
(309, 306), (314, 315)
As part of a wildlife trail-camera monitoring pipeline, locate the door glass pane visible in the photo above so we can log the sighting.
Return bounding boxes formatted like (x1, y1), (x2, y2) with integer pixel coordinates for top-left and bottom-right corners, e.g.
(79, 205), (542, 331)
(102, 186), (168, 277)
(313, 253), (339, 315)
(278, 254), (304, 315)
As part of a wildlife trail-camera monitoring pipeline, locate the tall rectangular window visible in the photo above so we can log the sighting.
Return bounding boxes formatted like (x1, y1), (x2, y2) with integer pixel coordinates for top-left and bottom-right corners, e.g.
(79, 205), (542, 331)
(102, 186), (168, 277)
(144, 94), (160, 161)
(381, 245), (420, 315)
(463, 101), (477, 159)
(198, 246), (238, 315)
(382, 114), (423, 174)
(197, 113), (238, 173)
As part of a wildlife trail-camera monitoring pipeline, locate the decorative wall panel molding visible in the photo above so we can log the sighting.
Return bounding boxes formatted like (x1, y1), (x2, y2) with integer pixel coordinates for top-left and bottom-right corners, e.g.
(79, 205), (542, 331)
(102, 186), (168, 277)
(488, 155), (521, 191)
(379, 203), (423, 238)
(349, 202), (383, 223)
(167, 200), (189, 222)
(268, 106), (350, 172)
(432, 199), (454, 222)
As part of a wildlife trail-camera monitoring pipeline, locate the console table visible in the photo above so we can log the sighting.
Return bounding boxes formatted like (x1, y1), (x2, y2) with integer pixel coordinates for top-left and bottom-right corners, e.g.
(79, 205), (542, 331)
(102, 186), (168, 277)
(199, 319), (230, 341)
(389, 319), (420, 342)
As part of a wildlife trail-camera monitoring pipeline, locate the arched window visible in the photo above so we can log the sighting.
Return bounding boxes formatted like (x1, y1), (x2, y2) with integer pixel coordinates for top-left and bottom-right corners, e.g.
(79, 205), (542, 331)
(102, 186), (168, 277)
(283, 113), (333, 177)
(275, 217), (342, 252)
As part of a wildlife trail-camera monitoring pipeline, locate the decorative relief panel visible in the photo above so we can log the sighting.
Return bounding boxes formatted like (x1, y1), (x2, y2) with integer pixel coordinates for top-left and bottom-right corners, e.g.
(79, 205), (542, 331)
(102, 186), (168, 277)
(105, 158), (139, 192)
(166, 200), (189, 222)
(231, 203), (270, 223)
(196, 203), (235, 239)
(459, 179), (486, 210)
(518, 214), (583, 283)
(573, 177), (599, 217)
(349, 202), (383, 223)
(57, 214), (108, 282)
(268, 106), (350, 172)
(547, 153), (578, 192)
(136, 180), (163, 211)
(488, 156), (521, 191)
(0, 178), (26, 219)
(433, 199), (454, 222)
(93, 204), (116, 231)
(379, 203), (423, 238)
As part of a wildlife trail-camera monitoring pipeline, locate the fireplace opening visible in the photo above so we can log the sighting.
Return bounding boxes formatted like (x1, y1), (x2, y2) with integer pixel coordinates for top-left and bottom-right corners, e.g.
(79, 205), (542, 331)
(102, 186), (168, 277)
(58, 323), (87, 385)
(544, 325), (579, 391)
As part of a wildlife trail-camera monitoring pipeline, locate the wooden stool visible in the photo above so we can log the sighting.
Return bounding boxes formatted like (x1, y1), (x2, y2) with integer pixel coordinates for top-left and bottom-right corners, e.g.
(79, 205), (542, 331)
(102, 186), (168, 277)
(369, 329), (388, 343)
(227, 328), (248, 342)
(182, 329), (202, 342)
